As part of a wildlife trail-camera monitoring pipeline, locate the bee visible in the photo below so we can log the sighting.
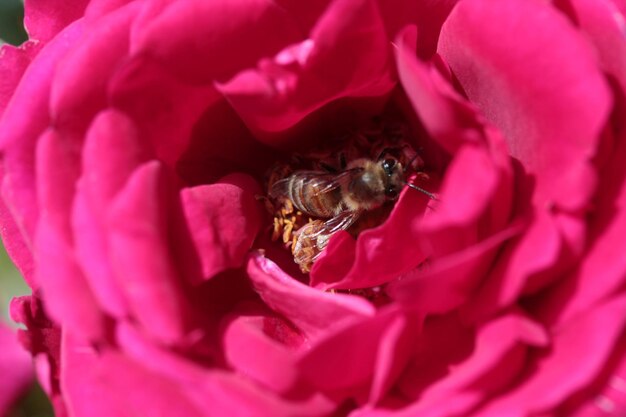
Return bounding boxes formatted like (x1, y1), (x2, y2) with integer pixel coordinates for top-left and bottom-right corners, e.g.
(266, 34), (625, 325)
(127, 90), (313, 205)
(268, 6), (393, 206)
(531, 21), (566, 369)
(269, 150), (436, 272)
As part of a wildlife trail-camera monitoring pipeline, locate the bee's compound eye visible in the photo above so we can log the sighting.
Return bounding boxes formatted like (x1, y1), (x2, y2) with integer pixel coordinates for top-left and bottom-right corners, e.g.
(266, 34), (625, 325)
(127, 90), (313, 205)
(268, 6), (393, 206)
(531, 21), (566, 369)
(385, 186), (398, 199)
(382, 158), (396, 175)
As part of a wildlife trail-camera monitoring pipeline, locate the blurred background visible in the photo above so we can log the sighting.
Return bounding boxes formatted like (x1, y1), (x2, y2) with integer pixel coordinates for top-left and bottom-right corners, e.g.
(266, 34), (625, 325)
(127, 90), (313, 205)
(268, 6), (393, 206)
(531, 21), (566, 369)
(1, 0), (55, 415)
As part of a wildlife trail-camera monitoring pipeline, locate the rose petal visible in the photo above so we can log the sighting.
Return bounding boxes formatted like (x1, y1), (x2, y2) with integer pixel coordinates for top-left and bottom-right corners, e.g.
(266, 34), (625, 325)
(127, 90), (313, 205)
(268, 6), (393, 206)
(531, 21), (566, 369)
(0, 322), (33, 415)
(83, 109), (151, 207)
(395, 26), (481, 155)
(180, 173), (263, 283)
(414, 312), (547, 414)
(176, 97), (278, 186)
(0, 42), (40, 116)
(473, 295), (626, 417)
(131, 0), (302, 84)
(109, 54), (220, 167)
(377, 0), (459, 58)
(388, 223), (522, 314)
(309, 184), (432, 290)
(49, 2), (136, 135)
(70, 110), (150, 318)
(269, 1), (331, 34)
(35, 129), (105, 339)
(85, 0), (137, 19)
(64, 328), (336, 417)
(369, 313), (417, 405)
(298, 308), (416, 403)
(0, 176), (35, 286)
(462, 210), (564, 322)
(247, 253), (375, 340)
(566, 338), (626, 417)
(568, 0), (626, 92)
(24, 0), (88, 44)
(107, 161), (191, 343)
(0, 22), (84, 286)
(439, 0), (611, 211)
(217, 0), (395, 137)
(222, 314), (299, 393)
(62, 332), (206, 417)
(9, 296), (65, 414)
(394, 313), (475, 402)
(362, 312), (547, 417)
(534, 108), (626, 326)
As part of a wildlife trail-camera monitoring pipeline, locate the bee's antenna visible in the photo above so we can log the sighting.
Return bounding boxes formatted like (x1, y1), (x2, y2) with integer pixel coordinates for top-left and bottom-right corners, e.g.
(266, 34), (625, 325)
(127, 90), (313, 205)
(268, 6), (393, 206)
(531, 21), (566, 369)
(406, 182), (438, 200)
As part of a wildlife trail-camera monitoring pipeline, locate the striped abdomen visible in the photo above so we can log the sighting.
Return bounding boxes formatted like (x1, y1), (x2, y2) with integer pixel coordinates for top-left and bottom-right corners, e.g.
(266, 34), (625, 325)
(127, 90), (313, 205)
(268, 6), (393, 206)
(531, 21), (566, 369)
(274, 173), (344, 218)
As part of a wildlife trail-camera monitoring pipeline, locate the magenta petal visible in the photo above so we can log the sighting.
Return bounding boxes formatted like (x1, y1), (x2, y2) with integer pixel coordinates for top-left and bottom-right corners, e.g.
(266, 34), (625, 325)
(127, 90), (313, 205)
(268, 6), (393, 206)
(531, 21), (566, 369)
(298, 308), (413, 402)
(376, 0), (459, 58)
(217, 0), (394, 136)
(421, 312), (547, 400)
(418, 144), (501, 256)
(72, 192), (128, 318)
(24, 0), (88, 44)
(131, 0), (302, 84)
(70, 110), (149, 318)
(567, 339), (626, 417)
(535, 117), (626, 326)
(395, 26), (479, 154)
(109, 55), (220, 167)
(247, 253), (375, 340)
(49, 3), (135, 134)
(310, 184), (431, 290)
(107, 161), (190, 343)
(369, 313), (417, 405)
(463, 210), (567, 322)
(439, 0), (610, 210)
(81, 109), (150, 208)
(388, 224), (522, 314)
(0, 22), (84, 285)
(62, 332), (206, 417)
(386, 312), (547, 417)
(84, 0), (137, 19)
(65, 327), (336, 417)
(613, 0), (626, 16)
(0, 323), (33, 415)
(180, 173), (263, 282)
(474, 296), (626, 417)
(0, 42), (40, 116)
(358, 313), (545, 417)
(222, 314), (298, 393)
(35, 129), (104, 339)
(568, 0), (626, 93)
(0, 176), (35, 287)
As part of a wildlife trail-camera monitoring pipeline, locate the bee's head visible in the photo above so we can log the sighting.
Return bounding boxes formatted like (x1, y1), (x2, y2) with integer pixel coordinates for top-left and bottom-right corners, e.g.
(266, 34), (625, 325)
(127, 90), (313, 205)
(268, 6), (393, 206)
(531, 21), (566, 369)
(379, 156), (437, 201)
(379, 157), (404, 200)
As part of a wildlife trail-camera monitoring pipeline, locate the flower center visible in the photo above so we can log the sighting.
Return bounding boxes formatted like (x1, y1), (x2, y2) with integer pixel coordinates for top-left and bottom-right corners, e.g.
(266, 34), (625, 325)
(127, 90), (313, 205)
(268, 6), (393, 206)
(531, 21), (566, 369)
(264, 118), (433, 274)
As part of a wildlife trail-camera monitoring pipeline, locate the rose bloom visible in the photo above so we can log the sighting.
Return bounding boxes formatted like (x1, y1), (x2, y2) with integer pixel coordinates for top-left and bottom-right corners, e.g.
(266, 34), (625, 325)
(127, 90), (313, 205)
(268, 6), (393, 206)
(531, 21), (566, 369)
(0, 322), (33, 416)
(1, 0), (626, 416)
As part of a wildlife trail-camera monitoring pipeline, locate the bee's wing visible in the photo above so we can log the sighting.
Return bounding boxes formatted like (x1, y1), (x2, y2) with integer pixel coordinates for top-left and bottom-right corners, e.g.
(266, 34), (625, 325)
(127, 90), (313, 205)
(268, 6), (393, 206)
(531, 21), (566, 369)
(269, 176), (293, 200)
(293, 210), (362, 269)
(322, 209), (362, 234)
(270, 169), (361, 200)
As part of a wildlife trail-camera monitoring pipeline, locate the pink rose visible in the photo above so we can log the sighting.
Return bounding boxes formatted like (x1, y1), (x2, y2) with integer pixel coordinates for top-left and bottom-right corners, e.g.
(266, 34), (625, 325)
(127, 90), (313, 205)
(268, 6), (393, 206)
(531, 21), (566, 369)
(1, 0), (626, 416)
(0, 322), (33, 416)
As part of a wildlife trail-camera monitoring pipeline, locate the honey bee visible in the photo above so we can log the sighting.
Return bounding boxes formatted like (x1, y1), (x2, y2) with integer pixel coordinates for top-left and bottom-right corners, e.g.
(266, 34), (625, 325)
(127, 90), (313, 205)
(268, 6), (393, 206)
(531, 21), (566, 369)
(270, 151), (436, 272)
